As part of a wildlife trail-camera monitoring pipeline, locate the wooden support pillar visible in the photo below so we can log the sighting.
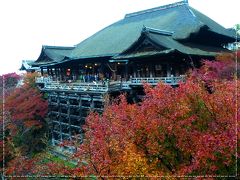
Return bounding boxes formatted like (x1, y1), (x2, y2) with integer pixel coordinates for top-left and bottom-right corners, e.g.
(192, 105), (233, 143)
(90, 96), (94, 110)
(53, 68), (56, 79)
(55, 68), (58, 81)
(47, 68), (50, 76)
(67, 95), (71, 140)
(72, 68), (76, 81)
(75, 67), (79, 81)
(133, 64), (137, 78)
(113, 63), (117, 81)
(125, 63), (129, 80)
(149, 63), (154, 77)
(167, 64), (171, 77)
(58, 68), (61, 81)
(50, 68), (53, 78)
(48, 94), (54, 145)
(78, 96), (82, 122)
(55, 68), (60, 81)
(60, 68), (64, 81)
(41, 68), (44, 76)
(57, 93), (63, 142)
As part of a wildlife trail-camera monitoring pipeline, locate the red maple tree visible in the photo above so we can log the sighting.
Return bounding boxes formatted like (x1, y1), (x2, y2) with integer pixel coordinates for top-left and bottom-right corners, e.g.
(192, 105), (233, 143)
(4, 73), (48, 176)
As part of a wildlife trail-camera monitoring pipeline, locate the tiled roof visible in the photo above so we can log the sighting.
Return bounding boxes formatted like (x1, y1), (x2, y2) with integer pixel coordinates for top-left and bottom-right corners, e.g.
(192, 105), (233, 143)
(33, 45), (74, 66)
(34, 1), (235, 66)
(69, 1), (235, 59)
(114, 27), (231, 59)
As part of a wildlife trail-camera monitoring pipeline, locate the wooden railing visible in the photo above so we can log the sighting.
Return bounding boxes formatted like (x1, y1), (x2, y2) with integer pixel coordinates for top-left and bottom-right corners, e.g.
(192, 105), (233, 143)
(130, 76), (185, 85)
(35, 76), (52, 84)
(44, 81), (122, 92)
(37, 76), (186, 92)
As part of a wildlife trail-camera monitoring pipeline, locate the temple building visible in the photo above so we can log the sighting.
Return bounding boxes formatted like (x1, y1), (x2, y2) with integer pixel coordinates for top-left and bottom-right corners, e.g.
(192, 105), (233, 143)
(32, 1), (236, 147)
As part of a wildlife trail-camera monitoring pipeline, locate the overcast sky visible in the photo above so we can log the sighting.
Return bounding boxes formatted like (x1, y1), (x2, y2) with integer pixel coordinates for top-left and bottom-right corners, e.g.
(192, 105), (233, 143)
(0, 0), (239, 75)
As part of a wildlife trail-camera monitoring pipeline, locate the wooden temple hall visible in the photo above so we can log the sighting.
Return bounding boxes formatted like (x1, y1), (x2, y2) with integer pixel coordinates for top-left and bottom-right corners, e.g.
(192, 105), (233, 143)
(31, 1), (235, 147)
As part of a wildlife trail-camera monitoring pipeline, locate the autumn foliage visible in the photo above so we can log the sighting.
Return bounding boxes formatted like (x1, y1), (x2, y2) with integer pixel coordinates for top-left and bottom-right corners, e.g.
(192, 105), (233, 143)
(2, 73), (48, 176)
(5, 72), (48, 152)
(0, 73), (21, 170)
(74, 79), (238, 177)
(191, 51), (240, 82)
(6, 77), (47, 132)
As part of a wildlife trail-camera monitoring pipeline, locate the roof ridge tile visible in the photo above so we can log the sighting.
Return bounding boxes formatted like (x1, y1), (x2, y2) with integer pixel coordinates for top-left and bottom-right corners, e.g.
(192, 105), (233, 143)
(125, 1), (188, 18)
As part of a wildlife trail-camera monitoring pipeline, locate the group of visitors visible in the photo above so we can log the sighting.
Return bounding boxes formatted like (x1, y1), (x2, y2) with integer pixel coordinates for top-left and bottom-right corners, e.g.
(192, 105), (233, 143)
(77, 73), (111, 85)
(79, 74), (100, 83)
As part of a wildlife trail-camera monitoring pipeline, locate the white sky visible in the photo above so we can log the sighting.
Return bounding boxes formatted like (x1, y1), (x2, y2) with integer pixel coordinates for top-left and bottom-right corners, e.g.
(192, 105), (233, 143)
(0, 0), (239, 75)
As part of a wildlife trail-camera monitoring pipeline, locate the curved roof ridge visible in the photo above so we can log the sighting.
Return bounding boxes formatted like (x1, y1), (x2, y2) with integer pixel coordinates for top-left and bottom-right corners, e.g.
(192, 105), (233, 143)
(143, 26), (174, 36)
(125, 1), (188, 18)
(43, 45), (75, 50)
